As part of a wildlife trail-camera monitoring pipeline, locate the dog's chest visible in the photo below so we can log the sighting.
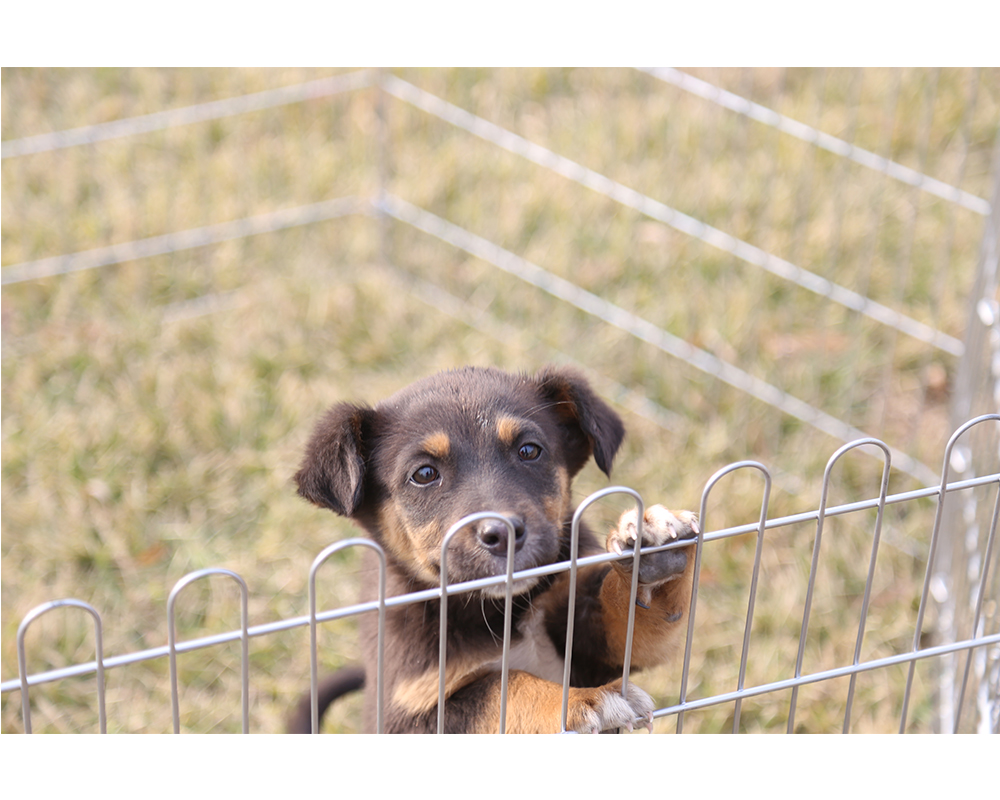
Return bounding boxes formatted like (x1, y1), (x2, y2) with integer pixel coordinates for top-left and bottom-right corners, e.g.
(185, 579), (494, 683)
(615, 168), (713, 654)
(484, 605), (566, 683)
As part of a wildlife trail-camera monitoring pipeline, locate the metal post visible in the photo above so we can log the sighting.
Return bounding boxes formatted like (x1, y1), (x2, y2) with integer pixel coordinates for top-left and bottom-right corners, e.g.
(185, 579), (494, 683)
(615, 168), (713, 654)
(937, 135), (1000, 733)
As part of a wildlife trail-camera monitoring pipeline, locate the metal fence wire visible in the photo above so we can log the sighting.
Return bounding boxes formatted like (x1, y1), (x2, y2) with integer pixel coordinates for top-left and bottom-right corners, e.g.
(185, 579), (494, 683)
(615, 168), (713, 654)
(2, 68), (999, 733)
(5, 416), (1000, 733)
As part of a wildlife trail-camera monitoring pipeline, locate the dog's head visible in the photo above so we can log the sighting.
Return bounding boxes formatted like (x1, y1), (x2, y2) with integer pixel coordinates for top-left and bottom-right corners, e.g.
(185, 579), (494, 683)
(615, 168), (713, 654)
(295, 366), (625, 592)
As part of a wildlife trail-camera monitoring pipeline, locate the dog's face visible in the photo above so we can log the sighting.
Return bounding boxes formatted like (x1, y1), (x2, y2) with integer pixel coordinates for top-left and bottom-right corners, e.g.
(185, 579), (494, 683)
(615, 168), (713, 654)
(295, 366), (624, 593)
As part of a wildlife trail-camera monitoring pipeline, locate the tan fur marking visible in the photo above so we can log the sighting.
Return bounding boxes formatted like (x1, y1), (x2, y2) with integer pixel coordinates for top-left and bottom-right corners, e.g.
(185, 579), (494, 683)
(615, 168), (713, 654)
(600, 565), (692, 668)
(411, 519), (446, 584)
(420, 431), (451, 459)
(376, 504), (410, 564)
(377, 503), (441, 585)
(469, 671), (625, 734)
(393, 658), (492, 716)
(542, 465), (572, 522)
(446, 670), (563, 733)
(495, 416), (523, 446)
(489, 672), (561, 733)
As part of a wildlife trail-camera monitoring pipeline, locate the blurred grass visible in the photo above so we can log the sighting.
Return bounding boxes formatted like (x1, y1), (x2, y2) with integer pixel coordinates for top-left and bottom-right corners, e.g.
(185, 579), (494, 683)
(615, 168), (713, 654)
(2, 68), (998, 733)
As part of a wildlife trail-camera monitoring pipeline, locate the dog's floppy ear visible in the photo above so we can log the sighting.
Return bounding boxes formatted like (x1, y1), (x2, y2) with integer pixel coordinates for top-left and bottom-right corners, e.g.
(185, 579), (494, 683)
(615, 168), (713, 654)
(533, 365), (625, 477)
(295, 403), (376, 517)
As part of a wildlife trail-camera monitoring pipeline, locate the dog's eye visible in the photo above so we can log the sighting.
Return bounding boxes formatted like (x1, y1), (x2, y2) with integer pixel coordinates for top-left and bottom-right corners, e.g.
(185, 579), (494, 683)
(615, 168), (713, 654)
(410, 465), (440, 486)
(518, 443), (542, 461)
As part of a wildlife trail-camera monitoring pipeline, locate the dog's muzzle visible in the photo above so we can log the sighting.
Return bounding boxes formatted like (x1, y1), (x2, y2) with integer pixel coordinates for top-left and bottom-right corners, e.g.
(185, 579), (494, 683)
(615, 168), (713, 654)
(475, 515), (526, 557)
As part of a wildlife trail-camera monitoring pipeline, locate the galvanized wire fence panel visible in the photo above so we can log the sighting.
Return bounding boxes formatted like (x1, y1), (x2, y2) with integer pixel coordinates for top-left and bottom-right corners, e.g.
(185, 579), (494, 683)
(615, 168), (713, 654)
(3, 68), (999, 732)
(5, 416), (999, 732)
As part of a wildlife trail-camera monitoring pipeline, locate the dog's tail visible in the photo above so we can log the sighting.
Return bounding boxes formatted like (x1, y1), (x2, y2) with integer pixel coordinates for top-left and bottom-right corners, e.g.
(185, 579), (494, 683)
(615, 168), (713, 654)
(286, 666), (366, 733)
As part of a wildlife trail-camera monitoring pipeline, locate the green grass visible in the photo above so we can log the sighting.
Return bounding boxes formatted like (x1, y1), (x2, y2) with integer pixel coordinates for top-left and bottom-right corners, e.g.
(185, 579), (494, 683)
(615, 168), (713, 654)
(2, 67), (998, 733)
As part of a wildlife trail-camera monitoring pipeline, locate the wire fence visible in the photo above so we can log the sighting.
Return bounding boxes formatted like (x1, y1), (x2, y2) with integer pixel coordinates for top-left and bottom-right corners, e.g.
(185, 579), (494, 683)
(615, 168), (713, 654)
(2, 68), (999, 732)
(5, 414), (998, 733)
(5, 69), (996, 477)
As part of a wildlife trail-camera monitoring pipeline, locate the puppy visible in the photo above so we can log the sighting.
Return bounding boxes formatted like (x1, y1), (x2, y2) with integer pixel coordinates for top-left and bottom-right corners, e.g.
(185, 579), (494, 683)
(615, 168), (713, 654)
(292, 365), (698, 733)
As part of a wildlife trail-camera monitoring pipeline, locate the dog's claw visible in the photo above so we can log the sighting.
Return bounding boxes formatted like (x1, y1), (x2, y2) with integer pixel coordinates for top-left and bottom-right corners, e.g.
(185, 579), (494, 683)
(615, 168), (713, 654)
(608, 505), (698, 586)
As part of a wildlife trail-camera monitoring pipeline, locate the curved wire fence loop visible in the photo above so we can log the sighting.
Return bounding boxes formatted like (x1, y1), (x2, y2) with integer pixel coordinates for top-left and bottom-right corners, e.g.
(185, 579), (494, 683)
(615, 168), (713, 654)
(308, 538), (386, 734)
(17, 598), (107, 734)
(787, 438), (891, 733)
(561, 486), (644, 733)
(167, 567), (249, 734)
(900, 412), (1000, 732)
(676, 461), (770, 733)
(438, 512), (518, 734)
(841, 441), (892, 733)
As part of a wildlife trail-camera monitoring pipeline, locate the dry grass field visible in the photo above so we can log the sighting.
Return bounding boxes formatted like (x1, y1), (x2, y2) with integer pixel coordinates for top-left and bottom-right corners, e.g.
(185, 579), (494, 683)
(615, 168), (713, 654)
(2, 68), (998, 734)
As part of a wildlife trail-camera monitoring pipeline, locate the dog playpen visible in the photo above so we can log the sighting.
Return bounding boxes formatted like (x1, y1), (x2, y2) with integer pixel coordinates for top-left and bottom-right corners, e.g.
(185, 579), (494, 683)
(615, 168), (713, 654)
(2, 68), (998, 733)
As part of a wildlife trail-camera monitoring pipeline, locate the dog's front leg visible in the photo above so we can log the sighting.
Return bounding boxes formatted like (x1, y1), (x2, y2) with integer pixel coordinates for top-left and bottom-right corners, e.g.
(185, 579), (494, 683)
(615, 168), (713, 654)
(600, 505), (699, 669)
(442, 670), (655, 734)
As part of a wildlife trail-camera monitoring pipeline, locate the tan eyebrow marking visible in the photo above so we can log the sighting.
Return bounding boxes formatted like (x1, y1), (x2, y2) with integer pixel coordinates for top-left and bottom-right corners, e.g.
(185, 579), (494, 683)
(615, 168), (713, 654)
(495, 416), (524, 446)
(420, 432), (451, 459)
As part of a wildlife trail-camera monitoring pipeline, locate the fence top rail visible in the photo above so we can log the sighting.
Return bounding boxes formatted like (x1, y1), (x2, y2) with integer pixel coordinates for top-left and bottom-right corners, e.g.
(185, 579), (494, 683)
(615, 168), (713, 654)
(0, 70), (373, 159)
(5, 68), (988, 220)
(4, 467), (997, 696)
(639, 67), (992, 217)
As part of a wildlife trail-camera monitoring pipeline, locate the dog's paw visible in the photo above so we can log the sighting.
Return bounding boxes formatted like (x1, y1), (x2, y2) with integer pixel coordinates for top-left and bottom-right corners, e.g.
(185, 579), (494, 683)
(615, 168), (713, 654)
(608, 505), (699, 585)
(566, 679), (655, 734)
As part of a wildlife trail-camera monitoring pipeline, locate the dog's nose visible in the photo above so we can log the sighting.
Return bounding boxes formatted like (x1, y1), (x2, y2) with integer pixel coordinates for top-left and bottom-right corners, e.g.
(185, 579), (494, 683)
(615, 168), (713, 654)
(476, 516), (527, 557)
